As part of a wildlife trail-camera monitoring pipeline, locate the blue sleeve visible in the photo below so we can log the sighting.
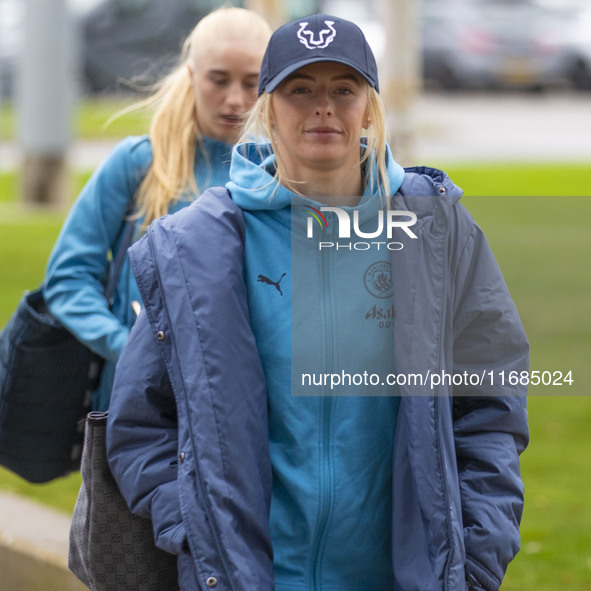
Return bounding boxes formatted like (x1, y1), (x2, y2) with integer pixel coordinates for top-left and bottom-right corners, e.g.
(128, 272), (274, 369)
(106, 309), (186, 555)
(451, 208), (529, 590)
(43, 136), (150, 361)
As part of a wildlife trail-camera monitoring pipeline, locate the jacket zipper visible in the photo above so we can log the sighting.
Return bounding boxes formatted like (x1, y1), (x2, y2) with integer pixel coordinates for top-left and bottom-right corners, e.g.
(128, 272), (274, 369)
(309, 239), (335, 587)
(434, 196), (455, 591)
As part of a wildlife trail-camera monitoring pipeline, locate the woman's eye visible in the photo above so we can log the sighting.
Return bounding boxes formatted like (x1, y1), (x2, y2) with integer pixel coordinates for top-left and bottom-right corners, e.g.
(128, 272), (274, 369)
(210, 77), (228, 86)
(336, 87), (353, 95)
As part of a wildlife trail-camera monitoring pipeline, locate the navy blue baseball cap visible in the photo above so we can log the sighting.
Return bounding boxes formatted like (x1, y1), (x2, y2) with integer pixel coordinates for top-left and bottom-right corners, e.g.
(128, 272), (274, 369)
(258, 14), (379, 96)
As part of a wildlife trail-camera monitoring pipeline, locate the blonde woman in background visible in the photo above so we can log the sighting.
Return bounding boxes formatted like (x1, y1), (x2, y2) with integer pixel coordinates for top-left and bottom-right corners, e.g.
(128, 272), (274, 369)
(43, 6), (272, 411)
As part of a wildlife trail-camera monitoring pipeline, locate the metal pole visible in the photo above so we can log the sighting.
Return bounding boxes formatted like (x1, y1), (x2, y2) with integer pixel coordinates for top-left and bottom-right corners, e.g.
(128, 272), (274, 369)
(244, 0), (286, 29)
(379, 0), (421, 166)
(18, 0), (76, 206)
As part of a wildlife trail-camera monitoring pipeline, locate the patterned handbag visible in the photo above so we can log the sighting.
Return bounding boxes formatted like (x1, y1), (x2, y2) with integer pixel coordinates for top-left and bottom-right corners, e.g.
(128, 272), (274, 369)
(0, 209), (136, 483)
(68, 411), (179, 590)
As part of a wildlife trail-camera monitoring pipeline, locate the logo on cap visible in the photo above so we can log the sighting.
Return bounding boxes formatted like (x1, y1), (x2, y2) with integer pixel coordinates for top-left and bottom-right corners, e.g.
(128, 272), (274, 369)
(297, 20), (336, 50)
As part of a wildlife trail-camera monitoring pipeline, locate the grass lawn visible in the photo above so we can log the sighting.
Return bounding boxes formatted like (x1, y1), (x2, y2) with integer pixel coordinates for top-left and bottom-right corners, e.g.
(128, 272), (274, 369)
(1, 96), (152, 140)
(456, 189), (591, 590)
(0, 159), (590, 588)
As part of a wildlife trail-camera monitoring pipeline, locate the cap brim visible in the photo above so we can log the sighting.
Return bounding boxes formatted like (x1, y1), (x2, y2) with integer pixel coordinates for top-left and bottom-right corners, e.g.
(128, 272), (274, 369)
(263, 57), (378, 94)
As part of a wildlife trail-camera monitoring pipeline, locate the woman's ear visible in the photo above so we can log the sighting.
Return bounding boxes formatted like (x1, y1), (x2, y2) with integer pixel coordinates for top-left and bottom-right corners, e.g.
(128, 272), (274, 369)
(363, 104), (372, 129)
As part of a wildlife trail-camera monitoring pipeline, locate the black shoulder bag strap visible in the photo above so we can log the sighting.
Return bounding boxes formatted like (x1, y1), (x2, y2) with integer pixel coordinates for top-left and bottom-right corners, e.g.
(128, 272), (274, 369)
(105, 203), (136, 307)
(86, 202), (136, 390)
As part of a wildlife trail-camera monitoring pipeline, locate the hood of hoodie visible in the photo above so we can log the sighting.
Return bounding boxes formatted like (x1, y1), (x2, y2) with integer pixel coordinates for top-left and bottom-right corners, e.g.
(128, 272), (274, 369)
(227, 140), (407, 215)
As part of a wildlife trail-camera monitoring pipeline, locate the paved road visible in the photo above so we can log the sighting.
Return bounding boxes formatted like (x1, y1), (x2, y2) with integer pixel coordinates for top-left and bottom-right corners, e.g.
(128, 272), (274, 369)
(1, 91), (590, 171)
(412, 90), (591, 164)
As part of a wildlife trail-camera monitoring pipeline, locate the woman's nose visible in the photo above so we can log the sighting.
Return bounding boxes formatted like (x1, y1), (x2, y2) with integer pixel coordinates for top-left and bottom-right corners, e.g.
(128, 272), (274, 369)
(226, 82), (246, 109)
(314, 91), (333, 116)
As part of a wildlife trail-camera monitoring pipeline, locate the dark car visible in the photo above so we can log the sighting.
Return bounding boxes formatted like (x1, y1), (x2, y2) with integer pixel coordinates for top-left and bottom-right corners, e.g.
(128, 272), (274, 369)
(1, 0), (218, 97)
(81, 0), (236, 93)
(81, 0), (322, 93)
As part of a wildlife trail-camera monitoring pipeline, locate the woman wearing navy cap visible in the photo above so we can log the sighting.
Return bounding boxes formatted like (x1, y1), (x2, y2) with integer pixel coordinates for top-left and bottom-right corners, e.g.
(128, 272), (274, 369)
(107, 14), (529, 591)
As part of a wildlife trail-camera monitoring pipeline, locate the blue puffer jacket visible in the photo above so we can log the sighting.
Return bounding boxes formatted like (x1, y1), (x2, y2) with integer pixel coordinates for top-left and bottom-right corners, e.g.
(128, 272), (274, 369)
(107, 170), (529, 590)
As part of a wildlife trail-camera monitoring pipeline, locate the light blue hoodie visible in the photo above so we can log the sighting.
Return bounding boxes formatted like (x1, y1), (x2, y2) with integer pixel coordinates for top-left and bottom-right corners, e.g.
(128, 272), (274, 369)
(44, 135), (234, 410)
(227, 142), (409, 590)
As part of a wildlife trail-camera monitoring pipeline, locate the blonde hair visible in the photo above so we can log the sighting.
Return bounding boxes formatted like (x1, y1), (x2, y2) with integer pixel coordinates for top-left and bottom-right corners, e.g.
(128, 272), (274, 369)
(124, 7), (271, 227)
(239, 84), (390, 198)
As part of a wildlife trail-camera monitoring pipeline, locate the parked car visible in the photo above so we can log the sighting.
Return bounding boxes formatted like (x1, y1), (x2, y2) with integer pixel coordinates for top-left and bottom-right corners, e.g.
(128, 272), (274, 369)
(2, 0), (589, 98)
(534, 0), (591, 90)
(421, 0), (575, 90)
(81, 0), (235, 92)
(319, 0), (590, 92)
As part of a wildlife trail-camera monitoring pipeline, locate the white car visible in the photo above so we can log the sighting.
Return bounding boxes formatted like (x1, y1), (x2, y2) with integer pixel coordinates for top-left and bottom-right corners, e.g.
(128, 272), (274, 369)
(537, 0), (591, 90)
(421, 0), (574, 91)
